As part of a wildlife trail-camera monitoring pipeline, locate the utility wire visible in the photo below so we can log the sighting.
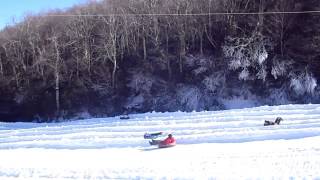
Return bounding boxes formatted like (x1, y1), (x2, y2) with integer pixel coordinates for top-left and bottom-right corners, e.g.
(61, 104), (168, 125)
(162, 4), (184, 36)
(46, 10), (320, 17)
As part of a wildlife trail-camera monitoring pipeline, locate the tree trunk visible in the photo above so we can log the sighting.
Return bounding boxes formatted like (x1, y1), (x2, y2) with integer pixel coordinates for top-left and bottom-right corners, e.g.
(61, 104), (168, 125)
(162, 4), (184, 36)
(76, 56), (79, 78)
(84, 43), (91, 76)
(112, 57), (117, 88)
(179, 32), (186, 73)
(53, 38), (60, 117)
(0, 45), (7, 76)
(200, 30), (204, 55)
(280, 15), (285, 57)
(208, 0), (212, 38)
(0, 55), (3, 76)
(111, 30), (117, 88)
(111, 20), (117, 88)
(143, 33), (147, 61)
(258, 0), (265, 31)
(13, 66), (19, 88)
(166, 29), (171, 79)
(55, 65), (60, 117)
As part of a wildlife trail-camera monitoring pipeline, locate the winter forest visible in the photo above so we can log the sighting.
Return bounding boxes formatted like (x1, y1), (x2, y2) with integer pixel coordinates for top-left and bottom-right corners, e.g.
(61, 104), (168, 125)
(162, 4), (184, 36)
(0, 0), (319, 122)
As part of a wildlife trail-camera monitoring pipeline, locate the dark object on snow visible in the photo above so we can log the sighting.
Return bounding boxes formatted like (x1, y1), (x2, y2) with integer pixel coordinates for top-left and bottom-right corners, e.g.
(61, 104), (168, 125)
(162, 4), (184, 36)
(149, 139), (161, 145)
(264, 117), (283, 126)
(144, 132), (163, 139)
(119, 114), (130, 119)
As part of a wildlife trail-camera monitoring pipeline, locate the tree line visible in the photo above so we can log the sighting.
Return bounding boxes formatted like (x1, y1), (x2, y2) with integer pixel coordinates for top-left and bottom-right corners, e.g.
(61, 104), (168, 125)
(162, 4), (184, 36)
(0, 0), (319, 122)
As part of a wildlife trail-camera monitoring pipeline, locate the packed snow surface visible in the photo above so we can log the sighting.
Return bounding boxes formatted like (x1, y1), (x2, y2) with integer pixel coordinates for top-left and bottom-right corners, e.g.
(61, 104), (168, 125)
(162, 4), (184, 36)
(1, 104), (320, 179)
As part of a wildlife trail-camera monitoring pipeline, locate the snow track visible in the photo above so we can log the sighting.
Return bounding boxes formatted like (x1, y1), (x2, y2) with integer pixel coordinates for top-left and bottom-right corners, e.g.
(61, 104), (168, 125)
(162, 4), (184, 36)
(0, 104), (320, 179)
(1, 104), (320, 149)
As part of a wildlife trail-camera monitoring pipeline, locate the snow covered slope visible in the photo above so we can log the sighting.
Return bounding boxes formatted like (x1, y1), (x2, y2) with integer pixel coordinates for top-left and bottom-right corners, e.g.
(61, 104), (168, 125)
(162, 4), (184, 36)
(1, 104), (320, 179)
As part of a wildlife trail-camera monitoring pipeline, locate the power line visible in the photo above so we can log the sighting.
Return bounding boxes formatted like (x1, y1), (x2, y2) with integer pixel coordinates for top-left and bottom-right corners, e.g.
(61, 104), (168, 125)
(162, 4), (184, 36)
(45, 10), (320, 17)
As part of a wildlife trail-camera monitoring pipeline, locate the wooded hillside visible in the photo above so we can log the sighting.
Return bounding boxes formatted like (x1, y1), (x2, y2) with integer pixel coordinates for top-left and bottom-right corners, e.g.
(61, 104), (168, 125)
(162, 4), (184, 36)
(0, 0), (319, 122)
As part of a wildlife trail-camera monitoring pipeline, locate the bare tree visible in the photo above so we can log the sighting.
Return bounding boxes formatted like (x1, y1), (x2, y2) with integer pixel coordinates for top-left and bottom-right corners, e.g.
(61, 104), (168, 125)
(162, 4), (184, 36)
(172, 0), (190, 73)
(98, 15), (119, 88)
(52, 36), (61, 116)
(223, 31), (271, 81)
(0, 45), (6, 76)
(265, 0), (296, 57)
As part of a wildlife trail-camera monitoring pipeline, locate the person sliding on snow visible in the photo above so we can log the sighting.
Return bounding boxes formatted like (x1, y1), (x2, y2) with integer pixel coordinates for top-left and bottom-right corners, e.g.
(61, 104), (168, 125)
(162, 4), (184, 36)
(159, 134), (176, 147)
(264, 117), (283, 126)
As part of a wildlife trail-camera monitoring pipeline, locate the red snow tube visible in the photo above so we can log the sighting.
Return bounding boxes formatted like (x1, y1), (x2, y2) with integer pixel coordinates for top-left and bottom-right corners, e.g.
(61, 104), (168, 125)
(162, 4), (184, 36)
(158, 139), (176, 148)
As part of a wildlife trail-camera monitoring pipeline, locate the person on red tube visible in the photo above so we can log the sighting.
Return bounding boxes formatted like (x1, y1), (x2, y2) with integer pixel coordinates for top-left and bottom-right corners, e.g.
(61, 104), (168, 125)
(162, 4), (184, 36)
(159, 134), (176, 147)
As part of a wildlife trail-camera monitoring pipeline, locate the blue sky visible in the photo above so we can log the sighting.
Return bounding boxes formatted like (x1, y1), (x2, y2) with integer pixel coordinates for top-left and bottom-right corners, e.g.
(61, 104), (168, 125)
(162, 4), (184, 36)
(0, 0), (88, 30)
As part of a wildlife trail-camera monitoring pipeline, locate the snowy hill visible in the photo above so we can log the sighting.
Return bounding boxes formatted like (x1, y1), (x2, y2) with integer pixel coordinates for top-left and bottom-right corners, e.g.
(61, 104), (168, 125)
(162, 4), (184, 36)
(1, 104), (320, 179)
